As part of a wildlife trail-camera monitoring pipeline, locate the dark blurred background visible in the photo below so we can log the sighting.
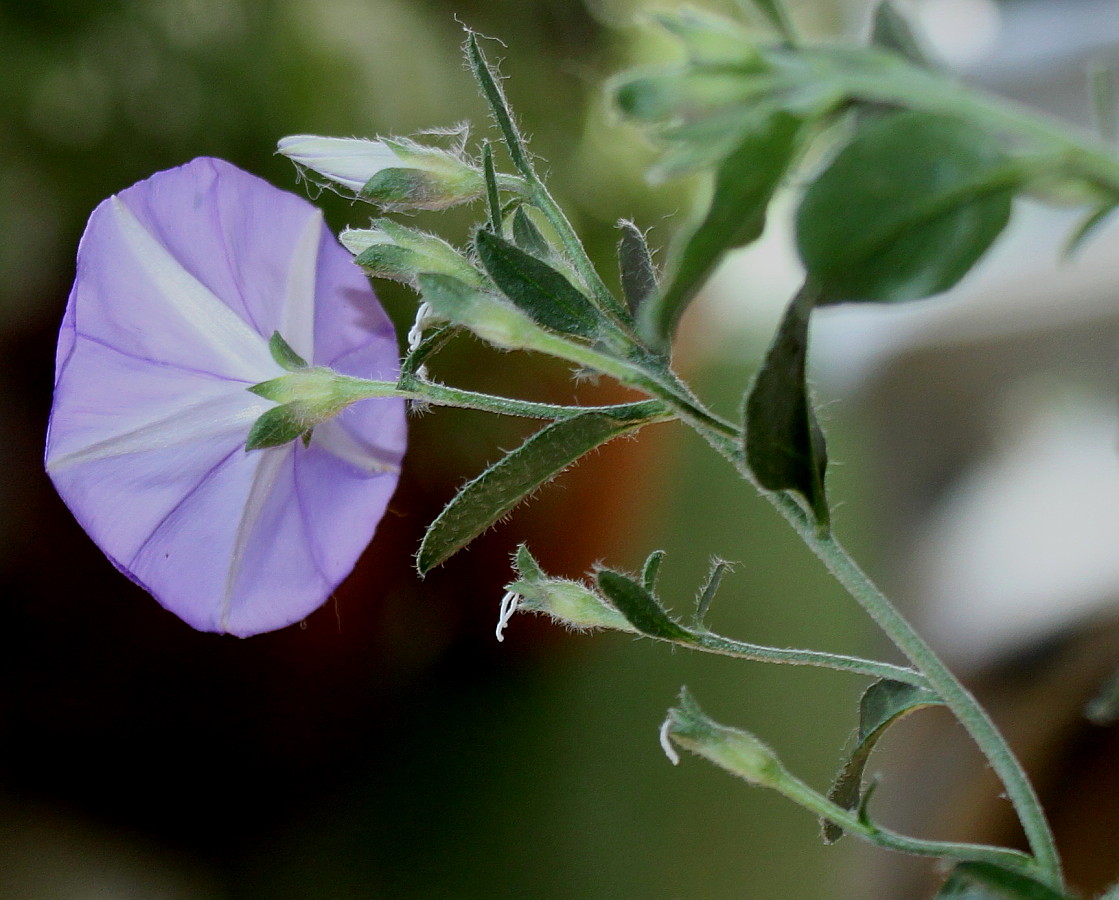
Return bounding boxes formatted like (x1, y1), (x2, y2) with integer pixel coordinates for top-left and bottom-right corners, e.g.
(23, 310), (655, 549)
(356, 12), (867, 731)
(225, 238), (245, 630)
(4, 0), (1119, 897)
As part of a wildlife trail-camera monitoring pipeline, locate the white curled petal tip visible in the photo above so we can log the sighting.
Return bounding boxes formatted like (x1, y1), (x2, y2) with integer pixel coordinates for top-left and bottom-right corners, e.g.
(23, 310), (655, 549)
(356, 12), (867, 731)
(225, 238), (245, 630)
(496, 590), (520, 642)
(407, 302), (436, 352)
(659, 716), (680, 766)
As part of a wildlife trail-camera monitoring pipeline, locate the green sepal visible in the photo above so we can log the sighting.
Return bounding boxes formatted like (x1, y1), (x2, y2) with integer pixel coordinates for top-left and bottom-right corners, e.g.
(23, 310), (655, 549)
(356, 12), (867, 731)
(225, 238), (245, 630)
(596, 569), (692, 641)
(416, 405), (662, 572)
(744, 286), (829, 529)
(640, 548), (666, 594)
(475, 229), (604, 340)
(936, 862), (1077, 900)
(822, 678), (944, 843)
(268, 331), (308, 371)
(245, 404), (311, 451)
(643, 111), (803, 347)
(617, 220), (658, 318)
(512, 205), (550, 257)
(796, 111), (1017, 304)
(871, 1), (933, 69)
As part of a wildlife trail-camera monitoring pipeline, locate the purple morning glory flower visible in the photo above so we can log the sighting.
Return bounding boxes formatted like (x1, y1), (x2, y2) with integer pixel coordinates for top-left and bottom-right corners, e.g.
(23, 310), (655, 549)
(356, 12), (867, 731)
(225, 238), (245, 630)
(45, 158), (406, 637)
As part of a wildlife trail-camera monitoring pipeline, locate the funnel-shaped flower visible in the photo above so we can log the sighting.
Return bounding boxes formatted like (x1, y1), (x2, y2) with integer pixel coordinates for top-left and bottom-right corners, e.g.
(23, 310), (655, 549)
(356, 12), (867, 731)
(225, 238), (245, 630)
(46, 158), (406, 636)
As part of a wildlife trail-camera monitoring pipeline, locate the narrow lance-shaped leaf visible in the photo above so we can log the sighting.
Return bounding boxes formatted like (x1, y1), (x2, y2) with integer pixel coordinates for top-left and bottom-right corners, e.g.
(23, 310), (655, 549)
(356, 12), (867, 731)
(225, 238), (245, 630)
(644, 112), (802, 348)
(417, 405), (664, 572)
(475, 229), (604, 339)
(617, 220), (658, 317)
(822, 679), (944, 843)
(596, 569), (692, 641)
(744, 285), (829, 528)
(466, 32), (534, 180)
(482, 142), (502, 233)
(641, 548), (666, 594)
(512, 206), (549, 257)
(936, 862), (1076, 900)
(797, 111), (1018, 304)
(871, 1), (934, 69)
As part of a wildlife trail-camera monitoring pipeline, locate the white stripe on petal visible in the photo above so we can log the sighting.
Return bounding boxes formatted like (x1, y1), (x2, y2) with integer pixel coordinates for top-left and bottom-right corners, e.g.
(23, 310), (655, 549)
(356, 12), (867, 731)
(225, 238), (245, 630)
(314, 418), (401, 474)
(220, 444), (293, 631)
(47, 388), (272, 473)
(111, 197), (277, 381)
(280, 211), (322, 364)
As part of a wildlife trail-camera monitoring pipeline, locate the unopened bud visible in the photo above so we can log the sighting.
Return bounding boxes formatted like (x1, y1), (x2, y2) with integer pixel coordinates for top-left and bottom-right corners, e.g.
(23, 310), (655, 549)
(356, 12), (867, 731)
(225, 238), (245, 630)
(341, 220), (482, 287)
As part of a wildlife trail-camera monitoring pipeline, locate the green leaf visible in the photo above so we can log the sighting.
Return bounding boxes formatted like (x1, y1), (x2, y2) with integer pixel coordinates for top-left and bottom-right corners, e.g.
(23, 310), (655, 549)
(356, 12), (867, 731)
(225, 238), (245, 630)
(823, 678), (943, 842)
(640, 548), (666, 594)
(482, 142), (501, 233)
(643, 111), (802, 347)
(694, 558), (732, 626)
(871, 1), (933, 69)
(417, 408), (658, 573)
(596, 569), (692, 641)
(797, 111), (1018, 304)
(512, 206), (549, 257)
(1064, 200), (1118, 257)
(475, 229), (604, 339)
(936, 862), (1076, 899)
(617, 220), (658, 317)
(268, 331), (308, 371)
(466, 32), (534, 180)
(744, 286), (829, 527)
(245, 404), (308, 451)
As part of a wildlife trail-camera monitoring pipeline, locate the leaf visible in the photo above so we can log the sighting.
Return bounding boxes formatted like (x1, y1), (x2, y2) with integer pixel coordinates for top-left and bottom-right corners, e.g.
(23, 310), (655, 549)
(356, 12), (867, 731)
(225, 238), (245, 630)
(744, 286), (829, 527)
(1064, 200), (1118, 257)
(475, 229), (603, 339)
(936, 862), (1076, 900)
(823, 679), (943, 843)
(617, 220), (658, 317)
(1085, 665), (1119, 725)
(417, 409), (657, 572)
(738, 0), (796, 43)
(482, 142), (502, 233)
(596, 569), (692, 640)
(268, 331), (308, 370)
(512, 206), (549, 257)
(871, 1), (933, 69)
(694, 558), (732, 626)
(797, 111), (1018, 304)
(641, 548), (666, 594)
(466, 32), (534, 180)
(643, 111), (802, 347)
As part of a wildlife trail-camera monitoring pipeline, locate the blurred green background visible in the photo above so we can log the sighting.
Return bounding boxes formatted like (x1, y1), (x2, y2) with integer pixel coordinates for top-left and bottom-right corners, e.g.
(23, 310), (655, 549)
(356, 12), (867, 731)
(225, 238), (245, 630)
(0, 0), (901, 897)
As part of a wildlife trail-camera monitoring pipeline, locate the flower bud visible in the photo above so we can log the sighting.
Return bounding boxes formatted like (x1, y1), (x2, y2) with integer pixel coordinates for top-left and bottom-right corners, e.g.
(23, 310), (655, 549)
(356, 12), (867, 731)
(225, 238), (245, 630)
(652, 10), (765, 70)
(277, 135), (484, 210)
(503, 545), (636, 634)
(341, 219), (483, 288)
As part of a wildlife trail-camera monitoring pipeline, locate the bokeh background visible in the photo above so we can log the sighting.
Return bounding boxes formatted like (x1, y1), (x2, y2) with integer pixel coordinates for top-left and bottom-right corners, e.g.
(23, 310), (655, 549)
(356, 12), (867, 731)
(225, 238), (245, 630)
(3, 0), (1119, 897)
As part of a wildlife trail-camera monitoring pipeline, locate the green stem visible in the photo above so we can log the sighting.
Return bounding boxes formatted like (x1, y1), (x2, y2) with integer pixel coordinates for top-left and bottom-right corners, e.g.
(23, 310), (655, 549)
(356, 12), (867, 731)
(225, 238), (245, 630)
(664, 402), (1063, 889)
(788, 515), (1063, 888)
(774, 766), (1041, 877)
(685, 631), (929, 686)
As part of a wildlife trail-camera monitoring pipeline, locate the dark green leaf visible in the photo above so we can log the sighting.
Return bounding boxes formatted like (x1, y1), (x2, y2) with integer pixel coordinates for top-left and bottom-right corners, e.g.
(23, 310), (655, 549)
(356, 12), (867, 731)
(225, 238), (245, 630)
(417, 409), (656, 572)
(641, 549), (666, 594)
(797, 111), (1017, 304)
(482, 142), (501, 233)
(512, 206), (549, 257)
(617, 220), (658, 317)
(823, 678), (943, 842)
(596, 569), (692, 640)
(245, 404), (307, 451)
(268, 331), (308, 371)
(466, 32), (533, 180)
(871, 1), (933, 69)
(475, 229), (603, 339)
(744, 286), (829, 527)
(643, 111), (802, 347)
(936, 862), (1076, 900)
